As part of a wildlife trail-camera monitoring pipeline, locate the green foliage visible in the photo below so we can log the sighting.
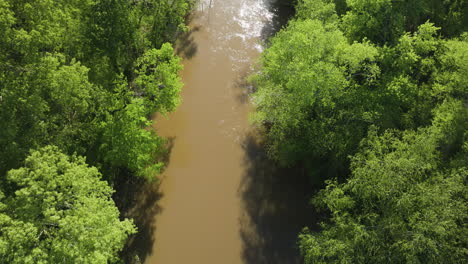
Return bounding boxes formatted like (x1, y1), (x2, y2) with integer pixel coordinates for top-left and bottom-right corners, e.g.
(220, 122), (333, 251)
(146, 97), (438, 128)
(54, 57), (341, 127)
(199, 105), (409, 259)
(253, 1), (468, 262)
(0, 54), (101, 175)
(0, 146), (136, 263)
(135, 43), (183, 115)
(0, 0), (189, 179)
(433, 33), (468, 100)
(296, 0), (338, 24)
(0, 1), (189, 260)
(252, 18), (379, 168)
(299, 102), (468, 263)
(95, 42), (183, 179)
(373, 24), (468, 130)
(142, 0), (193, 47)
(376, 22), (443, 129)
(253, 0), (467, 173)
(100, 98), (165, 180)
(341, 0), (467, 44)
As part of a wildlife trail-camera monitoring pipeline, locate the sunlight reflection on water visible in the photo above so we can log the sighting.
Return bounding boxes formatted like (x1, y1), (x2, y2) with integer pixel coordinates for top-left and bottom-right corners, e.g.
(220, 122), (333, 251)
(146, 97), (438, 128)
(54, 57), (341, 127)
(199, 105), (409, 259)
(197, 0), (275, 68)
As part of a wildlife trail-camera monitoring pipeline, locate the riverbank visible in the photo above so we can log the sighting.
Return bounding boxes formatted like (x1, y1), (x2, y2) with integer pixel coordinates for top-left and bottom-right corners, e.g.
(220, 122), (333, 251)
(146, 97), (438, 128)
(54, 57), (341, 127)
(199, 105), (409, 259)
(116, 1), (313, 263)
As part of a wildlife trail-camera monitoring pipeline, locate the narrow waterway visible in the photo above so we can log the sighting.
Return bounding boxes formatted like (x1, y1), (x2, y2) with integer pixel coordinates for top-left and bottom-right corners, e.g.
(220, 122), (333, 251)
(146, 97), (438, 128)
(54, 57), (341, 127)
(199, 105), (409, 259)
(122, 1), (315, 263)
(148, 1), (267, 262)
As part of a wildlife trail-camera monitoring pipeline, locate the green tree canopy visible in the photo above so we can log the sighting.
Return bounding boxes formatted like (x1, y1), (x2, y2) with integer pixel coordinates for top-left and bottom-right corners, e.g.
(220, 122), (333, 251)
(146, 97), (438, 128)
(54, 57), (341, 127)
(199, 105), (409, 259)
(340, 0), (467, 45)
(253, 2), (468, 261)
(251, 18), (379, 170)
(0, 54), (101, 175)
(0, 0), (187, 180)
(100, 97), (165, 180)
(0, 146), (136, 263)
(299, 100), (467, 263)
(134, 43), (183, 115)
(252, 0), (467, 177)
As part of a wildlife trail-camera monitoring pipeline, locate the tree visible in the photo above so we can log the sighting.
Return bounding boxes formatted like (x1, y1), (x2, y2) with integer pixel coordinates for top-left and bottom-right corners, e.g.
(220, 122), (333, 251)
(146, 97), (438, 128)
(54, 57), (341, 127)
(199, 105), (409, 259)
(252, 0), (468, 262)
(99, 95), (165, 180)
(299, 101), (468, 263)
(0, 54), (102, 175)
(0, 146), (136, 263)
(432, 33), (468, 101)
(143, 0), (192, 47)
(0, 1), (186, 180)
(251, 18), (379, 172)
(340, 0), (467, 45)
(252, 0), (467, 175)
(375, 22), (444, 130)
(0, 0), (189, 262)
(296, 0), (339, 24)
(134, 43), (183, 115)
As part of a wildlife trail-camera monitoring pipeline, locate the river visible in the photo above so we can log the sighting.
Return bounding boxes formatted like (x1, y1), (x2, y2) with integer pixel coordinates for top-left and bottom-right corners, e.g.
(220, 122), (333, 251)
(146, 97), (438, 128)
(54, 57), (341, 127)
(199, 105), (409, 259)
(120, 1), (316, 263)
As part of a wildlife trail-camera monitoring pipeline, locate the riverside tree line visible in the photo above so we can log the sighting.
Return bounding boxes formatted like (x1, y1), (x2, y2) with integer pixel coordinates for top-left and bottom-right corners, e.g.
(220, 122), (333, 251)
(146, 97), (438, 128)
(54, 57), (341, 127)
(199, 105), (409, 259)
(0, 0), (467, 263)
(0, 0), (193, 262)
(251, 0), (467, 263)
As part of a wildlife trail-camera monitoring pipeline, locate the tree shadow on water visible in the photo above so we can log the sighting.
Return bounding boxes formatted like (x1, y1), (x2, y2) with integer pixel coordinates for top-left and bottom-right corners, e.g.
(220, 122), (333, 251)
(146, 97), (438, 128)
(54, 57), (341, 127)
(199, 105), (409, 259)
(233, 69), (255, 104)
(261, 0), (296, 42)
(175, 22), (201, 59)
(114, 138), (176, 263)
(114, 174), (164, 264)
(239, 134), (319, 264)
(159, 136), (176, 170)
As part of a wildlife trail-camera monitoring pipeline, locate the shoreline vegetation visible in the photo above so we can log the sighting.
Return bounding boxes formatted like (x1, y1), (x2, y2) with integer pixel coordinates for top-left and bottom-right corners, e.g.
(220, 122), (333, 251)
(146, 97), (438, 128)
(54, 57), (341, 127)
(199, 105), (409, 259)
(0, 0), (194, 262)
(0, 0), (466, 263)
(251, 0), (467, 263)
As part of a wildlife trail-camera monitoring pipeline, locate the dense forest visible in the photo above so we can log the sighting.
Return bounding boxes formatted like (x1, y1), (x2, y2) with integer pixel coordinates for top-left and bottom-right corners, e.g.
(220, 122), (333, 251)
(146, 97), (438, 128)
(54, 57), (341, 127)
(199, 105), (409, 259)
(0, 0), (192, 262)
(0, 0), (467, 263)
(251, 0), (467, 263)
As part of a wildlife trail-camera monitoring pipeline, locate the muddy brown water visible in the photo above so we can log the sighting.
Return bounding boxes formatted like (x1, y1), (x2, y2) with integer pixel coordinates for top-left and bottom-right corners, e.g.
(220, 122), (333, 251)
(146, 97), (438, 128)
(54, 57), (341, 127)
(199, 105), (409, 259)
(121, 1), (316, 263)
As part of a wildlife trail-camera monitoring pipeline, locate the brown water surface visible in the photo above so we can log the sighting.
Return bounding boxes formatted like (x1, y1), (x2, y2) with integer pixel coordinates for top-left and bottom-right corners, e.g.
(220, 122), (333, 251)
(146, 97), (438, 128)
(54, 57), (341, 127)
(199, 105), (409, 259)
(134, 1), (314, 263)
